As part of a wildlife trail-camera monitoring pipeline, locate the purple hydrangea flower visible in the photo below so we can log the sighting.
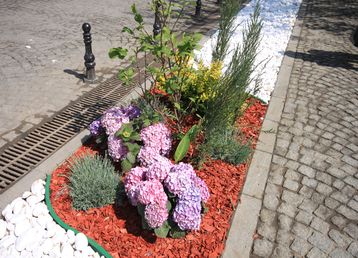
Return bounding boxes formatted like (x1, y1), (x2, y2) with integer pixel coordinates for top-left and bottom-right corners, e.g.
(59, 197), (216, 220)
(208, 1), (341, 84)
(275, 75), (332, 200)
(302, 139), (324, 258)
(136, 180), (167, 206)
(144, 202), (168, 228)
(88, 119), (103, 136)
(173, 187), (202, 230)
(170, 162), (197, 180)
(107, 135), (128, 162)
(101, 107), (130, 136)
(125, 105), (141, 120)
(193, 177), (210, 202)
(146, 156), (173, 182)
(140, 123), (172, 155)
(164, 169), (193, 196)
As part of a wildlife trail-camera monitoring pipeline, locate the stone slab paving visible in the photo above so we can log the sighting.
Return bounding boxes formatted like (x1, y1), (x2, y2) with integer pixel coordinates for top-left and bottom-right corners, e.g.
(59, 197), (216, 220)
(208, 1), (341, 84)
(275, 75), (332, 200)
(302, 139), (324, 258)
(0, 0), (219, 150)
(251, 0), (358, 257)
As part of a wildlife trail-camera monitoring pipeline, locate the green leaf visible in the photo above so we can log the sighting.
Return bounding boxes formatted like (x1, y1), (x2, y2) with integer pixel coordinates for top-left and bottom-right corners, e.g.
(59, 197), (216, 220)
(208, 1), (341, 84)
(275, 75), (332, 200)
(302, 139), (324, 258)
(122, 26), (134, 35)
(121, 159), (132, 172)
(174, 102), (181, 111)
(137, 204), (150, 230)
(174, 134), (190, 163)
(154, 221), (170, 238)
(108, 47), (128, 59)
(166, 201), (172, 212)
(170, 228), (186, 239)
(127, 152), (136, 164)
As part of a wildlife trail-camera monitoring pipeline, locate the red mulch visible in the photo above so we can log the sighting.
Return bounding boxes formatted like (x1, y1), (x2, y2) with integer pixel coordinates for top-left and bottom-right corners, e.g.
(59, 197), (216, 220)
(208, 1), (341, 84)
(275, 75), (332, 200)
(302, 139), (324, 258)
(50, 98), (267, 258)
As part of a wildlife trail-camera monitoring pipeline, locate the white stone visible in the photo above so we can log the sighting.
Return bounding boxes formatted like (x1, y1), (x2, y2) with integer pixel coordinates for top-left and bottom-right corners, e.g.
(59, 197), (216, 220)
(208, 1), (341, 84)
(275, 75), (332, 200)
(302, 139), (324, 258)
(48, 243), (61, 258)
(20, 249), (32, 257)
(0, 234), (16, 248)
(86, 246), (95, 256)
(14, 219), (31, 237)
(22, 191), (32, 199)
(41, 238), (53, 254)
(74, 250), (82, 258)
(15, 228), (37, 251)
(32, 202), (48, 217)
(9, 213), (27, 225)
(8, 245), (21, 258)
(12, 199), (28, 215)
(0, 219), (7, 239)
(31, 179), (45, 196)
(66, 230), (75, 245)
(93, 253), (100, 258)
(26, 195), (43, 207)
(61, 242), (74, 257)
(2, 204), (13, 221)
(74, 233), (88, 251)
(6, 222), (14, 232)
(32, 245), (44, 258)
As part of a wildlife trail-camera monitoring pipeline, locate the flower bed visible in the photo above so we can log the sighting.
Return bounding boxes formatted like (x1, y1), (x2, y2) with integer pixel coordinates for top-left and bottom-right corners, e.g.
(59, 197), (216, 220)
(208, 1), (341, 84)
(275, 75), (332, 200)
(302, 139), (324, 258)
(49, 98), (266, 257)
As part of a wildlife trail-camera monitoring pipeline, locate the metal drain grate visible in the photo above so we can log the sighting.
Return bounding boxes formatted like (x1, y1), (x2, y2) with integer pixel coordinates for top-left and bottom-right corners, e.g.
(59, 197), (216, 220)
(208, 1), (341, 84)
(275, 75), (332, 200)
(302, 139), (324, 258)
(0, 70), (146, 193)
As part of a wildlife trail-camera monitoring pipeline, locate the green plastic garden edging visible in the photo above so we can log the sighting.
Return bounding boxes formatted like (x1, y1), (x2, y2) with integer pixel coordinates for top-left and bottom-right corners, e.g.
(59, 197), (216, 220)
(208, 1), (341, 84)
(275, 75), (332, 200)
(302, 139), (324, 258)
(45, 175), (112, 258)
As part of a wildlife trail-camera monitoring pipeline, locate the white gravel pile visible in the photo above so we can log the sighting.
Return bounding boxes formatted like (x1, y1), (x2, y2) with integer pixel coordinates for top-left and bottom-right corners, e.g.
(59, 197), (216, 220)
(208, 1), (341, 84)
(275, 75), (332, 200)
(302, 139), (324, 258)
(0, 179), (104, 258)
(195, 0), (302, 103)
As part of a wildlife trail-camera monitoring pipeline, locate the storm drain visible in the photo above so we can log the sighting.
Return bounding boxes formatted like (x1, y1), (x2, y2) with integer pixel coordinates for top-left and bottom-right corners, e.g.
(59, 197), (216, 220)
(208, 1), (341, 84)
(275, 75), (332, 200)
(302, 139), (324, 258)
(0, 71), (145, 193)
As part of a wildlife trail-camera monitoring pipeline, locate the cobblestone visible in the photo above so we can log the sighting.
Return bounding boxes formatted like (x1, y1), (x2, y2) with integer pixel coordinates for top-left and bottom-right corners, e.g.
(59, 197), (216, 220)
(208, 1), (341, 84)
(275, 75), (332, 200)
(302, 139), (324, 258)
(251, 0), (358, 256)
(328, 229), (352, 249)
(347, 242), (358, 257)
(310, 216), (330, 234)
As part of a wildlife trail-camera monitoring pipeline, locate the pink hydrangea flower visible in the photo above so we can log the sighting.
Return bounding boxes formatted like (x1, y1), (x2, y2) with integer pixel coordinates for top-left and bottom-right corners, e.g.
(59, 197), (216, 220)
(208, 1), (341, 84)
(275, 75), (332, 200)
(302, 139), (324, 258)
(136, 180), (167, 206)
(101, 107), (130, 136)
(124, 167), (147, 191)
(137, 146), (161, 167)
(144, 202), (168, 228)
(107, 135), (128, 162)
(146, 156), (173, 182)
(140, 122), (172, 155)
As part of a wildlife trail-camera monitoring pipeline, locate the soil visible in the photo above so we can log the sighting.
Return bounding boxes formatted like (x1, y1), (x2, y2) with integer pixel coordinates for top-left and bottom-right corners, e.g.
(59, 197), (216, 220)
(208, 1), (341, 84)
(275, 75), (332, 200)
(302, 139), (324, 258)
(50, 98), (267, 258)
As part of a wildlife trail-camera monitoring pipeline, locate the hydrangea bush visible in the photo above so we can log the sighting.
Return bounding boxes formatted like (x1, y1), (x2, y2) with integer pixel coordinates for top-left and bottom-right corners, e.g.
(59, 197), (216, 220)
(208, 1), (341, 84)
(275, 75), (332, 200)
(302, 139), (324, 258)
(124, 158), (209, 238)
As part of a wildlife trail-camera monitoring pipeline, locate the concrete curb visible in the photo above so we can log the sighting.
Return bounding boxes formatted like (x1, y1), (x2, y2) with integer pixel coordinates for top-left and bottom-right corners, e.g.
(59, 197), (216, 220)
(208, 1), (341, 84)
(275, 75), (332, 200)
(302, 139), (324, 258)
(222, 3), (306, 258)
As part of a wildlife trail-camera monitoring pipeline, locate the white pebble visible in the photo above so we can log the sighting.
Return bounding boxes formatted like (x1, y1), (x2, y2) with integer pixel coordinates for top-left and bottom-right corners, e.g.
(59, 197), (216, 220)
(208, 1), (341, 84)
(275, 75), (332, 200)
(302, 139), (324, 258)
(26, 195), (43, 207)
(6, 222), (14, 232)
(74, 233), (88, 251)
(61, 242), (74, 257)
(0, 220), (7, 239)
(0, 234), (16, 248)
(14, 220), (31, 237)
(2, 205), (13, 221)
(15, 228), (37, 251)
(32, 202), (48, 217)
(31, 179), (46, 196)
(22, 191), (32, 199)
(41, 238), (53, 254)
(12, 199), (28, 215)
(66, 229), (75, 244)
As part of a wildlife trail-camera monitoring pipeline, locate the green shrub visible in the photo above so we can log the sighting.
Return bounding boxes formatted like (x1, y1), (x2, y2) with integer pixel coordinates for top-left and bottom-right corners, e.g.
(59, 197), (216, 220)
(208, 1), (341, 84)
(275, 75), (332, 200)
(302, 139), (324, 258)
(204, 2), (263, 136)
(200, 128), (251, 165)
(68, 154), (120, 210)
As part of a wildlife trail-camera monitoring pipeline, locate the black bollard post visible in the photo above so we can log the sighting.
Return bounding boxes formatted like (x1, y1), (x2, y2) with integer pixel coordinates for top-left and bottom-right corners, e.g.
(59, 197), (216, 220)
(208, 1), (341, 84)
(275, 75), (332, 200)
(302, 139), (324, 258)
(153, 1), (161, 37)
(195, 0), (202, 17)
(82, 23), (96, 83)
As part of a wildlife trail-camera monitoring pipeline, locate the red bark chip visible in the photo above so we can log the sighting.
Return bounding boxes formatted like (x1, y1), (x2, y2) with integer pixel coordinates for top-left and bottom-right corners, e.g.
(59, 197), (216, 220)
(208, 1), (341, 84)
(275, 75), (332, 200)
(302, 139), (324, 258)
(50, 99), (267, 257)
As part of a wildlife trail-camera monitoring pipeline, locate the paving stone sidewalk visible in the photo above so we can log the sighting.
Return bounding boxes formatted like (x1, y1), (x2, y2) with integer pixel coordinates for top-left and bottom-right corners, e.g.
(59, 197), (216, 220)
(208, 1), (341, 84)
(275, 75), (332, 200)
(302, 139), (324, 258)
(0, 0), (219, 150)
(251, 0), (358, 257)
